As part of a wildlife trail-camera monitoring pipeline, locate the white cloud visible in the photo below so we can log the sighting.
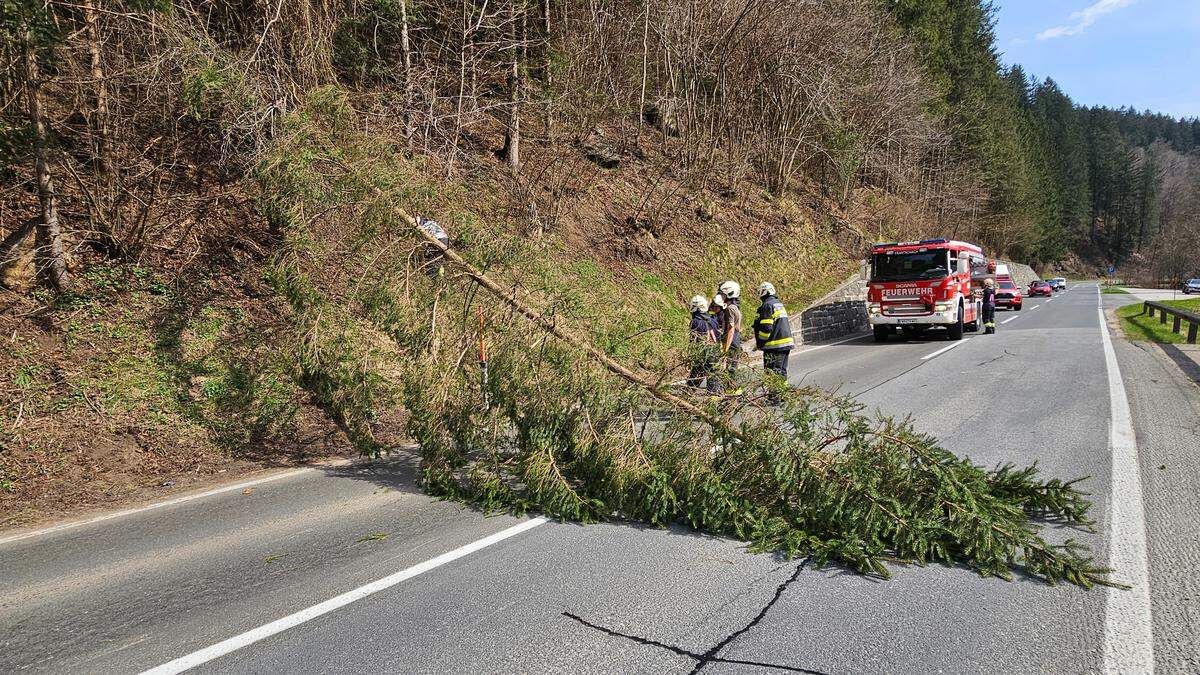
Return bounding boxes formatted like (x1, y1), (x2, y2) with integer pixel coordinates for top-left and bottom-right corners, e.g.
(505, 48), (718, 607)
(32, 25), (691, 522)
(1036, 0), (1138, 40)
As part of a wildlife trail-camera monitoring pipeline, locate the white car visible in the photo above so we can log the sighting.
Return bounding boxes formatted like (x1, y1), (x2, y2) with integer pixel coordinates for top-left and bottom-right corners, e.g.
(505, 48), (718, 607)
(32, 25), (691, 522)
(1050, 278), (1067, 291)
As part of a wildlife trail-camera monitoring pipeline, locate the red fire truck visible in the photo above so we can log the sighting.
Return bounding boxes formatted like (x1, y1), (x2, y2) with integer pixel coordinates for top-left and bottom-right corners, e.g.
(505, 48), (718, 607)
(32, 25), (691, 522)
(866, 239), (988, 342)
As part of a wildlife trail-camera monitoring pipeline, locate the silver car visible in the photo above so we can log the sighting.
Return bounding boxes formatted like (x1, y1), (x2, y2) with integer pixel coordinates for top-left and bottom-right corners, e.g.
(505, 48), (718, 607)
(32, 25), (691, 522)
(1183, 279), (1200, 295)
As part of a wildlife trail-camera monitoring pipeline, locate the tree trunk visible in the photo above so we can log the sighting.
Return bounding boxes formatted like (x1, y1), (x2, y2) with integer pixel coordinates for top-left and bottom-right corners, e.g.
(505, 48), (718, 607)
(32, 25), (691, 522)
(86, 0), (120, 253)
(451, 0), (470, 169)
(24, 30), (71, 293)
(399, 0), (414, 144)
(542, 0), (553, 141)
(503, 0), (524, 171)
(636, 2), (648, 146)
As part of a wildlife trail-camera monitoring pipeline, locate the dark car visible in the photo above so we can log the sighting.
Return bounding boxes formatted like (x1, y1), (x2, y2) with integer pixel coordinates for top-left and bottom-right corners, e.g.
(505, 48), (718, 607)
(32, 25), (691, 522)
(1183, 279), (1200, 295)
(1029, 281), (1053, 297)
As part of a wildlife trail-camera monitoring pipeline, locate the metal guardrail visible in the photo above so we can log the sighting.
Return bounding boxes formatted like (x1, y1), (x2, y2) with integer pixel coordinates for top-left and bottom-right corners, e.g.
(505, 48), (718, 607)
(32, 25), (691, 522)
(1143, 301), (1200, 344)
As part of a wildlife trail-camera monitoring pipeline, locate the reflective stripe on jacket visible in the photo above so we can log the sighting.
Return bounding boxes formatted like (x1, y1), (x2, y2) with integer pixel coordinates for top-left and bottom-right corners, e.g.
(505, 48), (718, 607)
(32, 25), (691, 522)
(754, 295), (794, 351)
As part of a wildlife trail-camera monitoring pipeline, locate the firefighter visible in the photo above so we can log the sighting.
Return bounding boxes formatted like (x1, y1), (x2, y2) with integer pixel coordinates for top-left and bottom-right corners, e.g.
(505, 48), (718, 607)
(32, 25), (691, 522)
(753, 282), (795, 403)
(714, 282), (744, 394)
(686, 295), (719, 393)
(982, 277), (997, 334)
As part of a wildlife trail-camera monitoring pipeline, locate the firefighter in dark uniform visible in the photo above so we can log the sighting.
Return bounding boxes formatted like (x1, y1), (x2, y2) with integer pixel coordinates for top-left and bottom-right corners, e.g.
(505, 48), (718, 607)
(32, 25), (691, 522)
(982, 277), (997, 334)
(686, 295), (720, 393)
(753, 282), (795, 403)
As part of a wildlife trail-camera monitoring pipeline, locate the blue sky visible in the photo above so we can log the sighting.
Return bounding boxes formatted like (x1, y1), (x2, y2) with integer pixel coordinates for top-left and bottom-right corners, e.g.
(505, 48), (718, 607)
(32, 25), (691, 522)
(992, 0), (1200, 119)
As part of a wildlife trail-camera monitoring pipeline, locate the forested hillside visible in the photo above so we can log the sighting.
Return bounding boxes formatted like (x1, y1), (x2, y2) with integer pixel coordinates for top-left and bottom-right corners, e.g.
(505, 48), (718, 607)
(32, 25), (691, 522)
(0, 0), (1196, 525)
(888, 0), (1200, 280)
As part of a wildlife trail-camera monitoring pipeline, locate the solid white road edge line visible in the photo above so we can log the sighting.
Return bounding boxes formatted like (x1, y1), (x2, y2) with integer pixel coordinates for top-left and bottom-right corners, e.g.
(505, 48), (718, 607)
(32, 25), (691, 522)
(920, 338), (970, 361)
(0, 467), (316, 546)
(1096, 283), (1154, 674)
(141, 517), (549, 675)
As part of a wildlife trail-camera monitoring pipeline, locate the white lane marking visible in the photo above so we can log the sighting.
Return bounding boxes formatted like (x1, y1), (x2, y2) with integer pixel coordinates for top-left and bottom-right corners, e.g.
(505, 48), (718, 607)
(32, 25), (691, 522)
(0, 467), (317, 546)
(1096, 283), (1154, 673)
(141, 517), (549, 675)
(1001, 315), (1020, 325)
(920, 338), (971, 361)
(793, 332), (869, 355)
(1030, 305), (1040, 310)
(667, 332), (870, 385)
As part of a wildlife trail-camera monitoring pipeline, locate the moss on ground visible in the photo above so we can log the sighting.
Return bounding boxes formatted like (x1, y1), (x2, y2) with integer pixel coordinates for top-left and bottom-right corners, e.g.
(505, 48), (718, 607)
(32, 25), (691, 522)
(0, 259), (337, 527)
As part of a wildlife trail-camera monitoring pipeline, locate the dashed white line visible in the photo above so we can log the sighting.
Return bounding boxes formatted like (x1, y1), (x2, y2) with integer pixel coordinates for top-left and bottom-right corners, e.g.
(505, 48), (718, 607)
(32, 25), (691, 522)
(1001, 315), (1020, 325)
(1096, 283), (1154, 673)
(920, 338), (971, 361)
(141, 517), (549, 675)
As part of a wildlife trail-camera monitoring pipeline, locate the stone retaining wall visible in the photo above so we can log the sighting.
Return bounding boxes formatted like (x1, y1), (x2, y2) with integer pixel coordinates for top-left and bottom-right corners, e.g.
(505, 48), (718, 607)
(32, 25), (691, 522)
(998, 260), (1039, 288)
(800, 299), (869, 343)
(797, 267), (869, 344)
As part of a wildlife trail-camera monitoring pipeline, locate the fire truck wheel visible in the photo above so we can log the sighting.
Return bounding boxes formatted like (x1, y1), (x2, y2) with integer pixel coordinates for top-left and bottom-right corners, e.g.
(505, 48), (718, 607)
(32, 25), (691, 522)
(947, 306), (964, 341)
(873, 326), (889, 343)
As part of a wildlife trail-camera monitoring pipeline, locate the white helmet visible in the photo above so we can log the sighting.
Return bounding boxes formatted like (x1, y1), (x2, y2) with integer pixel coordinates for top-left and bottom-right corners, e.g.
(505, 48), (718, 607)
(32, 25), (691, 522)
(758, 281), (776, 297)
(710, 294), (727, 310)
(718, 280), (741, 300)
(689, 295), (709, 311)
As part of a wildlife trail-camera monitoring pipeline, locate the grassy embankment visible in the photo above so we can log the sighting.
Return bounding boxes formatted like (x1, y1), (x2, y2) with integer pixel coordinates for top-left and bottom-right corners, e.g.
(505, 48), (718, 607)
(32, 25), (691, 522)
(0, 88), (857, 526)
(1118, 298), (1200, 343)
(256, 88), (856, 455)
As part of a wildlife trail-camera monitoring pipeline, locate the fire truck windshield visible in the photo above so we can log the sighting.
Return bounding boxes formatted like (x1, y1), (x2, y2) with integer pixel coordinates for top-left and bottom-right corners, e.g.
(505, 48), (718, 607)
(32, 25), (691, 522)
(871, 250), (952, 282)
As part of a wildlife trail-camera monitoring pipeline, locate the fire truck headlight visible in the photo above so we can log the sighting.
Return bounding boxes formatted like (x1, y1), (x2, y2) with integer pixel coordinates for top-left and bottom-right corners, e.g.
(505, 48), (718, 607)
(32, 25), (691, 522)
(868, 303), (881, 315)
(934, 303), (951, 312)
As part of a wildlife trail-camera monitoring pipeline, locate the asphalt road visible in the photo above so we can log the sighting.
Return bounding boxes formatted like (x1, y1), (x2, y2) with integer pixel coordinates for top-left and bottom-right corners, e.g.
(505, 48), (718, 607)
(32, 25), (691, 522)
(3, 284), (1198, 674)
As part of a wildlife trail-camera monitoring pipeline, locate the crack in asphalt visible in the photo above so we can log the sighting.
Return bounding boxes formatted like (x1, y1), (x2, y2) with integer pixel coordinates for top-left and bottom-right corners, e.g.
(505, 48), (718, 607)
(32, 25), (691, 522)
(563, 558), (827, 674)
(976, 349), (1016, 367)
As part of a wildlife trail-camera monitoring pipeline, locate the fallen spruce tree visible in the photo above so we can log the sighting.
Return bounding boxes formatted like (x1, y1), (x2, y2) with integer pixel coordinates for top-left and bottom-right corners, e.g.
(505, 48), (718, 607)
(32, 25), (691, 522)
(259, 111), (1114, 589)
(391, 209), (1112, 589)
